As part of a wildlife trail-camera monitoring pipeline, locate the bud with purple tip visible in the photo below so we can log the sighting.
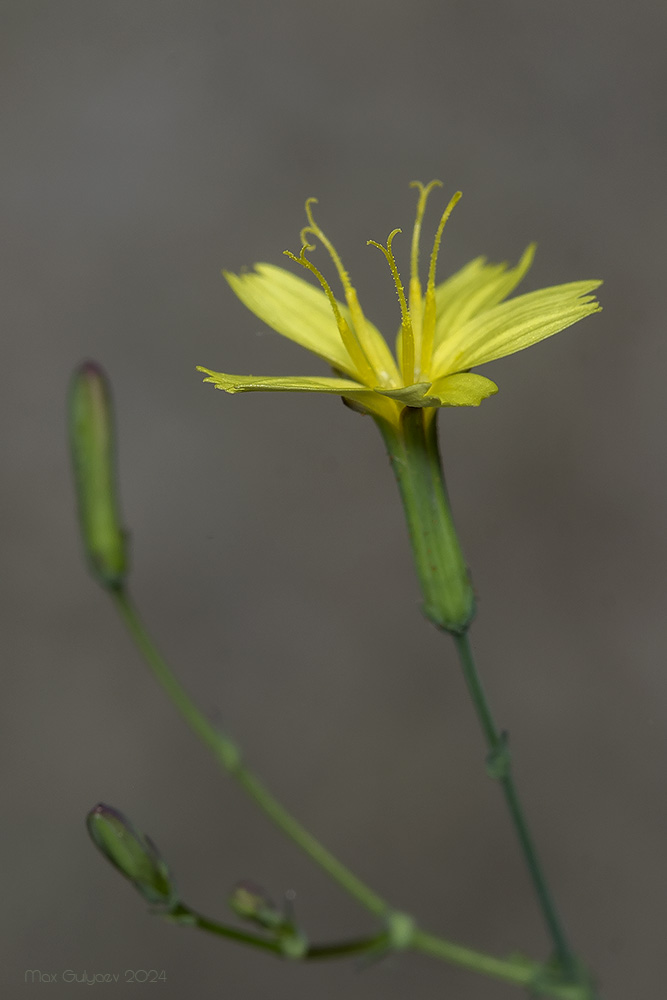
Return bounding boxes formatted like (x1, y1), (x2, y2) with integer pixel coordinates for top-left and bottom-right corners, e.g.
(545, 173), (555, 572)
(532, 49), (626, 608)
(69, 362), (127, 587)
(86, 804), (177, 907)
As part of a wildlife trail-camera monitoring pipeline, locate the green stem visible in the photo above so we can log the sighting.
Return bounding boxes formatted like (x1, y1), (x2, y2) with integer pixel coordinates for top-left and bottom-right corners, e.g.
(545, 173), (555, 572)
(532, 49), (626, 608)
(110, 586), (388, 918)
(168, 903), (283, 954)
(452, 632), (577, 979)
(412, 928), (538, 985)
(412, 931), (590, 1000)
(169, 903), (387, 960)
(174, 902), (589, 997)
(376, 408), (580, 982)
(305, 933), (388, 960)
(174, 904), (590, 997)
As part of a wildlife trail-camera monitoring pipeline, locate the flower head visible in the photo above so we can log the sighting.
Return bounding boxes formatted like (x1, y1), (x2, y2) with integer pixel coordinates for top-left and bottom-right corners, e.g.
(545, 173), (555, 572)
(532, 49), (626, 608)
(199, 182), (601, 427)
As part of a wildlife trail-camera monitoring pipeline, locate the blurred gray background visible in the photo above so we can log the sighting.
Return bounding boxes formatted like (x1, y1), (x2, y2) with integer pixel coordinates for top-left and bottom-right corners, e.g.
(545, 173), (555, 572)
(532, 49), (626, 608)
(3, 1), (665, 997)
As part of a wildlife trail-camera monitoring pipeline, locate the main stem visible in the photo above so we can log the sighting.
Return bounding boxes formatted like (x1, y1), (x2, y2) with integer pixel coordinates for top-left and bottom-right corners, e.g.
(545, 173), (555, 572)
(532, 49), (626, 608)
(452, 631), (576, 979)
(377, 407), (578, 981)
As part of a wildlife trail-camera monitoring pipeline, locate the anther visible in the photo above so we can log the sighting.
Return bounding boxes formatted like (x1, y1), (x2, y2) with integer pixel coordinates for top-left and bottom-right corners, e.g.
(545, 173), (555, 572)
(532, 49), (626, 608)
(409, 180), (443, 289)
(421, 190), (462, 373)
(304, 200), (353, 295)
(408, 180), (443, 373)
(283, 246), (376, 386)
(368, 230), (415, 385)
(427, 191), (462, 294)
(301, 199), (388, 385)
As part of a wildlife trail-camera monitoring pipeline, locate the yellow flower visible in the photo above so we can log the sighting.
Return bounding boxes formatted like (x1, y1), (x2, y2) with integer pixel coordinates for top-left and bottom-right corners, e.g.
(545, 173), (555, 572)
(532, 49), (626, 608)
(199, 182), (602, 427)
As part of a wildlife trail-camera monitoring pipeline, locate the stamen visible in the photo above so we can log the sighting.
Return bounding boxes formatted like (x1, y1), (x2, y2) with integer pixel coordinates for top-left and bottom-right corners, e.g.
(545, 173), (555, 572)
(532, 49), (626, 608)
(409, 180), (443, 289)
(300, 199), (388, 384)
(368, 229), (415, 385)
(299, 226), (315, 251)
(421, 190), (462, 373)
(408, 180), (442, 375)
(426, 191), (462, 292)
(283, 246), (377, 386)
(304, 199), (352, 294)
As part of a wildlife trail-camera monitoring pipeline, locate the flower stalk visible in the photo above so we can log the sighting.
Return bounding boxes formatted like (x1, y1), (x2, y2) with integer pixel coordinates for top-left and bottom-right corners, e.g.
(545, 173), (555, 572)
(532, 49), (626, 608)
(377, 407), (585, 987)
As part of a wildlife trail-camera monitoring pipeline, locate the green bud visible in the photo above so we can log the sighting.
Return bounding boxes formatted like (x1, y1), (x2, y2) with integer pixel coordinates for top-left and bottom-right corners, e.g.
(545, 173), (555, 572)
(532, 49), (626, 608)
(229, 880), (283, 930)
(229, 882), (307, 956)
(68, 362), (127, 588)
(86, 804), (177, 907)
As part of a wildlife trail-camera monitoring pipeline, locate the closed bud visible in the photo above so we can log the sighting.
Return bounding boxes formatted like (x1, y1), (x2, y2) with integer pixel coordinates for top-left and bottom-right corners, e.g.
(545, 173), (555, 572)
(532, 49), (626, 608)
(69, 362), (127, 588)
(229, 880), (283, 930)
(86, 804), (177, 907)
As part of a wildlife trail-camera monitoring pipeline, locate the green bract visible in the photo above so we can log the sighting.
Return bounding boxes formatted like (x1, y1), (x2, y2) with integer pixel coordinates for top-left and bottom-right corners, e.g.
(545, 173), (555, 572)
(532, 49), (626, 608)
(199, 181), (601, 428)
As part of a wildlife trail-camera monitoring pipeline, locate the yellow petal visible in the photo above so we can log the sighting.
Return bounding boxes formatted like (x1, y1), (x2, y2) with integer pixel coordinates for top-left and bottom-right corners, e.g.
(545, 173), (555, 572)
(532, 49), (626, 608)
(224, 264), (356, 374)
(426, 372), (499, 406)
(198, 367), (368, 395)
(432, 280), (602, 374)
(199, 366), (401, 423)
(433, 245), (536, 351)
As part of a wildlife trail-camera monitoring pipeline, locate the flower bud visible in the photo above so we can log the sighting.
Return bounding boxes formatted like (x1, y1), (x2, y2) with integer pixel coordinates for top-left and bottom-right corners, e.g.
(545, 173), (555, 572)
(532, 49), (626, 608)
(229, 880), (283, 930)
(68, 362), (127, 588)
(86, 804), (177, 907)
